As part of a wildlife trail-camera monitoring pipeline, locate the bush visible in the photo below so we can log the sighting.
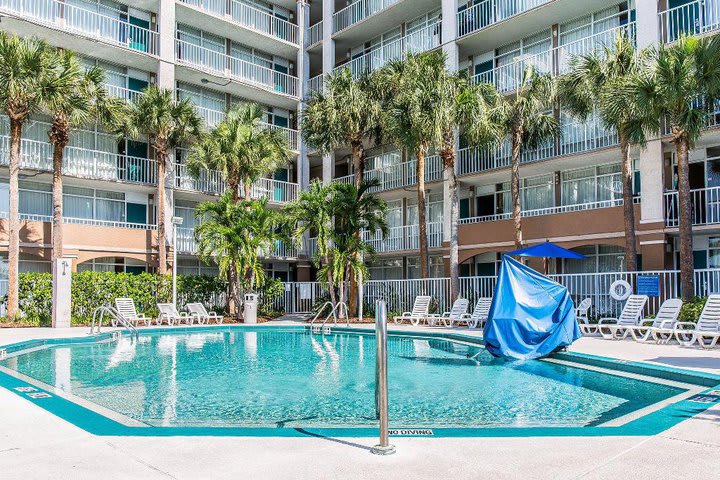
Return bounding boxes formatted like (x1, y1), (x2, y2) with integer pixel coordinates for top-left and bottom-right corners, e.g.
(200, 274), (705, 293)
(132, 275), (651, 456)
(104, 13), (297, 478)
(679, 296), (707, 323)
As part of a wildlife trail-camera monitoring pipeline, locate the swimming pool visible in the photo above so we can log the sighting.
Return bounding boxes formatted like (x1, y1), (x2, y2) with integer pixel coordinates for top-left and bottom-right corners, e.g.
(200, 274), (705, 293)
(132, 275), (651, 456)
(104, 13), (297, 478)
(1, 326), (719, 437)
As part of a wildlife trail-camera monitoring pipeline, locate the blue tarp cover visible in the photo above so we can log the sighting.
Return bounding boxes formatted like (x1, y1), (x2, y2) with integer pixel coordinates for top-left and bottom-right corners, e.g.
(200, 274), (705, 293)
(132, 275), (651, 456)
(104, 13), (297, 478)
(483, 256), (582, 360)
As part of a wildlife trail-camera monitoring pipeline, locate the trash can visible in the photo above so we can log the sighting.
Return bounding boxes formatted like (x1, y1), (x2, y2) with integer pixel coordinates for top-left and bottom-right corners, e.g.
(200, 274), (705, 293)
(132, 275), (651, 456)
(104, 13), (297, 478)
(244, 293), (258, 324)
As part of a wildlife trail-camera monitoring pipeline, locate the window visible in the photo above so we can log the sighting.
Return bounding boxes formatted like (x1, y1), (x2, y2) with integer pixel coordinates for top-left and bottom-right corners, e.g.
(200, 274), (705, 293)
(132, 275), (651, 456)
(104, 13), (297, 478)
(406, 256), (444, 279)
(368, 258), (403, 281)
(561, 163), (639, 206)
(563, 245), (625, 273)
(494, 174), (554, 214)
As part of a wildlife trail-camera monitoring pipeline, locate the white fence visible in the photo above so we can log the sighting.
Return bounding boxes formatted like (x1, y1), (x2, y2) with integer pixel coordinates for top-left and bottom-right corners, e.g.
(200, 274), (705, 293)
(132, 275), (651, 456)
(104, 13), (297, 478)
(274, 269), (720, 317)
(659, 0), (720, 43)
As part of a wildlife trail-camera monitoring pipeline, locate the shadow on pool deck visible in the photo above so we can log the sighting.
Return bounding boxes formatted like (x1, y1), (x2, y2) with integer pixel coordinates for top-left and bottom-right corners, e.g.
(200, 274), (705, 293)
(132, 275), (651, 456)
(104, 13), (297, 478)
(294, 428), (373, 451)
(648, 357), (720, 370)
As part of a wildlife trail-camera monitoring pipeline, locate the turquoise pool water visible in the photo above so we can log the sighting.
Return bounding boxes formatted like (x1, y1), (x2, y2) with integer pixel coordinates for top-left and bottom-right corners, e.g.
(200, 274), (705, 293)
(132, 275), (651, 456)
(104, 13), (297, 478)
(0, 329), (686, 429)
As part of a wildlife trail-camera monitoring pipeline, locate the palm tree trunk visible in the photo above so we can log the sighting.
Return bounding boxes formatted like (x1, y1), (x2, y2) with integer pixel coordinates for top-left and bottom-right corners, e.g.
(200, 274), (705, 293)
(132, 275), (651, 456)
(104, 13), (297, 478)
(6, 119), (22, 320)
(441, 136), (459, 301)
(228, 260), (240, 320)
(228, 177), (240, 203)
(156, 149), (168, 275)
(243, 181), (252, 201)
(676, 136), (695, 300)
(51, 142), (64, 261)
(348, 139), (365, 317)
(416, 145), (429, 279)
(511, 129), (523, 250)
(619, 136), (637, 272)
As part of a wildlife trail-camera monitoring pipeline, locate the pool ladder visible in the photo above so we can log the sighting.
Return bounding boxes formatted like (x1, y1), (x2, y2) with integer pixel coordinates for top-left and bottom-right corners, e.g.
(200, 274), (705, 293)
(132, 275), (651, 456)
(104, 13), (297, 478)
(310, 301), (349, 334)
(89, 306), (139, 338)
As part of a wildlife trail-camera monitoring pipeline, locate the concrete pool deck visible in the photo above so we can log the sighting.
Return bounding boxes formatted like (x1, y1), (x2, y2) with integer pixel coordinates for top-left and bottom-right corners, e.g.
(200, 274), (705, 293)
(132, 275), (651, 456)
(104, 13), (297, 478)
(1, 324), (719, 480)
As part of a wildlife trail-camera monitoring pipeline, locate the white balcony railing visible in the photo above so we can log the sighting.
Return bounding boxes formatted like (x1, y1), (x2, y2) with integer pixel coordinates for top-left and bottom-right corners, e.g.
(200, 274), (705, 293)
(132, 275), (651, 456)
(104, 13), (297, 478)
(308, 74), (324, 94)
(178, 0), (299, 45)
(363, 222), (443, 253)
(0, 211), (156, 230)
(0, 136), (157, 185)
(335, 151), (444, 192)
(261, 122), (299, 151)
(175, 39), (299, 98)
(177, 226), (298, 257)
(0, 0), (159, 55)
(457, 0), (552, 37)
(659, 0), (720, 43)
(105, 84), (145, 104)
(474, 23), (636, 94)
(307, 21), (323, 47)
(664, 186), (720, 227)
(335, 22), (441, 78)
(333, 0), (401, 33)
(247, 177), (299, 204)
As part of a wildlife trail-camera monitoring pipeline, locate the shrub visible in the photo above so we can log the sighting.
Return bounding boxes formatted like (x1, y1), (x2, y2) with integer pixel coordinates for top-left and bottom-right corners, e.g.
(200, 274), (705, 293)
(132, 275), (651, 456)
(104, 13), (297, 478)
(679, 296), (707, 323)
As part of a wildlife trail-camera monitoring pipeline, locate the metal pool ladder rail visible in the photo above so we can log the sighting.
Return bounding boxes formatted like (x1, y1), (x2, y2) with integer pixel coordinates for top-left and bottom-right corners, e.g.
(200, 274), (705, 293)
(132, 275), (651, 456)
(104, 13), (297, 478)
(310, 301), (349, 333)
(89, 306), (139, 337)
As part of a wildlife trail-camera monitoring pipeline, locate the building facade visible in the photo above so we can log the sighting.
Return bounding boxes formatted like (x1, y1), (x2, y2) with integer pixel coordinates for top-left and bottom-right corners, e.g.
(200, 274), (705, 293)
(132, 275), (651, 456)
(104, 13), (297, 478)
(0, 0), (718, 286)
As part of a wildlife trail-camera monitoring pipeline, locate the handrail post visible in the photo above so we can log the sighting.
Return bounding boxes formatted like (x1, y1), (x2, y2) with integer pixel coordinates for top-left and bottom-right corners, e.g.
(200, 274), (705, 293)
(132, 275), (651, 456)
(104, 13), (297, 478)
(371, 300), (395, 455)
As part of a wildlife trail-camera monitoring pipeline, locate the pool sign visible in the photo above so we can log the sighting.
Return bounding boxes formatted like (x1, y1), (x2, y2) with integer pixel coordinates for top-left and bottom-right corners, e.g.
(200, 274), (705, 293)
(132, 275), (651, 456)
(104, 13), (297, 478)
(636, 275), (660, 297)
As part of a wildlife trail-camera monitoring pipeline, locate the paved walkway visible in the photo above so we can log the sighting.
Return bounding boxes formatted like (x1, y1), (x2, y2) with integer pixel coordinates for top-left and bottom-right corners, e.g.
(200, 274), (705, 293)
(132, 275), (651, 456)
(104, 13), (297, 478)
(1, 325), (719, 480)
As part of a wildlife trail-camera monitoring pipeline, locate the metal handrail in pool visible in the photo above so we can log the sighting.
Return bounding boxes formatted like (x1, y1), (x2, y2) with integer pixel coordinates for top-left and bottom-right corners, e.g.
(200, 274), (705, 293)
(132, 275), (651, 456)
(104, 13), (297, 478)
(90, 306), (138, 337)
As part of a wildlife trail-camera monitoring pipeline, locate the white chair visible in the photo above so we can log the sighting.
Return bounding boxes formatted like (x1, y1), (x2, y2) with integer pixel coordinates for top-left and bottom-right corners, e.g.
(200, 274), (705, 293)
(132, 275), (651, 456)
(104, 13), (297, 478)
(114, 298), (151, 327)
(457, 297), (492, 329)
(597, 295), (648, 340)
(393, 296), (432, 326)
(157, 303), (192, 326)
(187, 302), (224, 324)
(575, 298), (596, 335)
(674, 294), (720, 348)
(430, 298), (469, 327)
(629, 298), (682, 343)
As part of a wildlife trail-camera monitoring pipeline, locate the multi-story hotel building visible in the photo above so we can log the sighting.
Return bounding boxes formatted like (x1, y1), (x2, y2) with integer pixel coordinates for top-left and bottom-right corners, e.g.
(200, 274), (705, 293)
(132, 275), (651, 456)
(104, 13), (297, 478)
(0, 0), (718, 286)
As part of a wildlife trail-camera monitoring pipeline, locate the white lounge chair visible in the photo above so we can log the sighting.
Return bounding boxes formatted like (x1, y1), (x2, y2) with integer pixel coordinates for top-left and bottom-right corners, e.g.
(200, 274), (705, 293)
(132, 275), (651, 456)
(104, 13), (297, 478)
(674, 294), (720, 348)
(430, 298), (469, 327)
(597, 295), (648, 340)
(457, 297), (492, 329)
(629, 298), (682, 343)
(187, 302), (223, 324)
(575, 298), (596, 335)
(157, 303), (192, 326)
(393, 296), (432, 326)
(114, 298), (151, 327)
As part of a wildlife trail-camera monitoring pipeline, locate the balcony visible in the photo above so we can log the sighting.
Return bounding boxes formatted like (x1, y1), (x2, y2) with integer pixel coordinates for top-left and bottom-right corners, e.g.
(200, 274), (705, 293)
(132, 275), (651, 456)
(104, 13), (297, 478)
(0, 0), (159, 55)
(0, 136), (157, 186)
(335, 152), (443, 192)
(659, 0), (720, 44)
(176, 0), (299, 55)
(308, 74), (324, 94)
(457, 0), (552, 38)
(334, 22), (441, 78)
(474, 23), (635, 94)
(174, 163), (298, 203)
(105, 84), (144, 104)
(307, 21), (323, 48)
(363, 222), (443, 253)
(458, 115), (618, 176)
(176, 227), (299, 258)
(664, 186), (720, 228)
(175, 39), (299, 100)
(0, 211), (156, 230)
(333, 0), (400, 34)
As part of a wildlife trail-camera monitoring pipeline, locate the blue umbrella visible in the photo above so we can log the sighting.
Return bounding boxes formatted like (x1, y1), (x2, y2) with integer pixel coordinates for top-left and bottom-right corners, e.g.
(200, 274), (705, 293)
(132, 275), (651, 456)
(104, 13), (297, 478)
(506, 241), (586, 274)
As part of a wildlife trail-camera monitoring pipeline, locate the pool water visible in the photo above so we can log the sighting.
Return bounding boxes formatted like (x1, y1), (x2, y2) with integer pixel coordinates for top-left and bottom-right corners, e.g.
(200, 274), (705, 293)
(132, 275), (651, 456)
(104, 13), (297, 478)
(0, 329), (686, 429)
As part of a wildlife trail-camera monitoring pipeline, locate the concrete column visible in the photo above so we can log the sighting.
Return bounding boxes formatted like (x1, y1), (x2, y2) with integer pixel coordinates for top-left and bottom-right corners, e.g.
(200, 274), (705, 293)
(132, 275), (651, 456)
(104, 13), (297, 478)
(322, 152), (336, 185)
(156, 0), (176, 89)
(635, 0), (660, 48)
(51, 257), (73, 328)
(640, 140), (665, 225)
(441, 0), (459, 69)
(321, 1), (336, 184)
(443, 173), (452, 243)
(296, 1), (310, 190)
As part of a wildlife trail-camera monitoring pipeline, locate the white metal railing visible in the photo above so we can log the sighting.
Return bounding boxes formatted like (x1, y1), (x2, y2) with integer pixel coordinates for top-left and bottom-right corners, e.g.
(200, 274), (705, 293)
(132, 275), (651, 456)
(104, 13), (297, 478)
(275, 269), (720, 315)
(458, 114), (617, 176)
(363, 222), (443, 253)
(174, 162), (226, 195)
(333, 0), (401, 33)
(248, 177), (299, 203)
(105, 84), (144, 104)
(177, 226), (297, 258)
(308, 21), (323, 47)
(460, 197), (640, 225)
(659, 0), (720, 43)
(176, 227), (198, 254)
(0, 0), (159, 55)
(335, 152), (443, 191)
(474, 23), (636, 93)
(0, 211), (156, 230)
(308, 74), (324, 94)
(175, 39), (299, 97)
(664, 185), (720, 227)
(261, 122), (299, 150)
(457, 0), (551, 37)
(0, 136), (157, 185)
(335, 22), (441, 78)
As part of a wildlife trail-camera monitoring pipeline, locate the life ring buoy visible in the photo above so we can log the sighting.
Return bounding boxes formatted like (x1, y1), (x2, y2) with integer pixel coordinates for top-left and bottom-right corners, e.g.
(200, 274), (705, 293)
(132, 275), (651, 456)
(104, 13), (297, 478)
(609, 280), (632, 301)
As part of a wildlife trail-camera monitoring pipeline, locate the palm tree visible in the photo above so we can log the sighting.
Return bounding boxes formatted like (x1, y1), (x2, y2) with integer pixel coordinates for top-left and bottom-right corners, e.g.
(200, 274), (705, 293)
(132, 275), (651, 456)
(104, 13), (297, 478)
(0, 33), (54, 319)
(559, 33), (651, 272)
(642, 35), (720, 299)
(379, 51), (448, 278)
(124, 86), (202, 274)
(188, 102), (292, 202)
(42, 49), (125, 262)
(283, 180), (338, 306)
(302, 68), (382, 187)
(494, 66), (559, 249)
(195, 193), (282, 320)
